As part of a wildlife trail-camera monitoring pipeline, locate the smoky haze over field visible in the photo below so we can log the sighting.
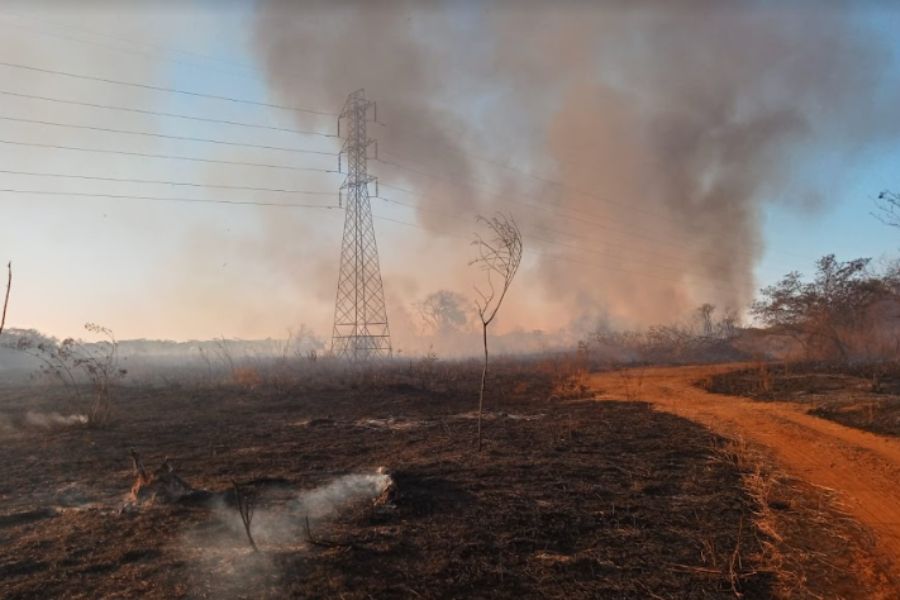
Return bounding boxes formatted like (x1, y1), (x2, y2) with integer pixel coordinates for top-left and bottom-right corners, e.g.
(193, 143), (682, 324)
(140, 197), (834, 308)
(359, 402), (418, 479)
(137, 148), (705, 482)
(1, 1), (899, 354)
(253, 0), (898, 340)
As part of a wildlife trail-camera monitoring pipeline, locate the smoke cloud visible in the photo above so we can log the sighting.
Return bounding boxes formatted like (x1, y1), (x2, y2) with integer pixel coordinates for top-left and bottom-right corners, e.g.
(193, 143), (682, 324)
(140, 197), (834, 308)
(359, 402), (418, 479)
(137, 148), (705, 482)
(252, 0), (900, 339)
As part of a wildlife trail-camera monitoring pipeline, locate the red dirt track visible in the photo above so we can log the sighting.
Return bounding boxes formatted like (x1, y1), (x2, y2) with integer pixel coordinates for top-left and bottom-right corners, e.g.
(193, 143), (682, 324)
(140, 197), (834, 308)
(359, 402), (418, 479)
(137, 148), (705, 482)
(591, 364), (900, 596)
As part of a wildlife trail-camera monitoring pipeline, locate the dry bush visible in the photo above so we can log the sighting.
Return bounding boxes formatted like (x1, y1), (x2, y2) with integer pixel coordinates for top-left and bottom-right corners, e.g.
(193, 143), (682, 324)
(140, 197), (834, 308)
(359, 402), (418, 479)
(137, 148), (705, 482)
(537, 349), (591, 400)
(232, 367), (263, 389)
(404, 346), (440, 391)
(586, 304), (744, 367)
(10, 323), (126, 427)
(753, 254), (900, 364)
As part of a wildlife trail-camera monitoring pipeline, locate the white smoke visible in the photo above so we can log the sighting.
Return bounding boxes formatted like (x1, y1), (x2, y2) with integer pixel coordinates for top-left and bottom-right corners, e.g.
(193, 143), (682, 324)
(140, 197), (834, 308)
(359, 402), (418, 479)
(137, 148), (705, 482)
(25, 410), (87, 428)
(178, 470), (392, 596)
(291, 471), (391, 520)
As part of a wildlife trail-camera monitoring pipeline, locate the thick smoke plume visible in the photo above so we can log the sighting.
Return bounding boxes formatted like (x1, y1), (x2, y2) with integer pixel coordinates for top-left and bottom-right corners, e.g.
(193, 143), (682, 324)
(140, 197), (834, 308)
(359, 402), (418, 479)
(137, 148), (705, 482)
(253, 1), (899, 335)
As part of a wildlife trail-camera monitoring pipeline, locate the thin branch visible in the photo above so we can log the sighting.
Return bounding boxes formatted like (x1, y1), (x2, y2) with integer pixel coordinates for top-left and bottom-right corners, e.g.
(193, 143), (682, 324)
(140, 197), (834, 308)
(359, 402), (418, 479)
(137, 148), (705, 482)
(0, 261), (10, 336)
(873, 190), (900, 228)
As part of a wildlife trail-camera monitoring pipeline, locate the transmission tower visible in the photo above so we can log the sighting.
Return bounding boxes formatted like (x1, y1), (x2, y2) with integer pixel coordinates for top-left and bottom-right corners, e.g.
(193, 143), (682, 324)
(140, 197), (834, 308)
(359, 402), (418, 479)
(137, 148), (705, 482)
(331, 89), (392, 360)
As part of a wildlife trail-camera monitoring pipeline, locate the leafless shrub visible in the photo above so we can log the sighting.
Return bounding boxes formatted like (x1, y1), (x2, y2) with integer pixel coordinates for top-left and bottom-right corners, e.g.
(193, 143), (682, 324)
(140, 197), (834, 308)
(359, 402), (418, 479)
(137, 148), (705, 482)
(232, 481), (259, 552)
(78, 323), (126, 424)
(587, 304), (742, 366)
(0, 261), (10, 337)
(538, 348), (591, 400)
(412, 346), (439, 391)
(10, 323), (126, 427)
(470, 214), (523, 451)
(212, 337), (238, 381)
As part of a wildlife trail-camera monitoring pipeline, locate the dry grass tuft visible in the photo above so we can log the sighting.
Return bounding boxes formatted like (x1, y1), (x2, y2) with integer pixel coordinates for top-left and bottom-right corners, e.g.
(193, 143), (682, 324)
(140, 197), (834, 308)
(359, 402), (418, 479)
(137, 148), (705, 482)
(712, 436), (893, 598)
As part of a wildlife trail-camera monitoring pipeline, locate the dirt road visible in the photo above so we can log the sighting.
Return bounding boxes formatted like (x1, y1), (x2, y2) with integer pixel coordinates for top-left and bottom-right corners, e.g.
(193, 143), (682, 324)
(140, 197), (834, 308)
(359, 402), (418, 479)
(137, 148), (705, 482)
(591, 364), (900, 587)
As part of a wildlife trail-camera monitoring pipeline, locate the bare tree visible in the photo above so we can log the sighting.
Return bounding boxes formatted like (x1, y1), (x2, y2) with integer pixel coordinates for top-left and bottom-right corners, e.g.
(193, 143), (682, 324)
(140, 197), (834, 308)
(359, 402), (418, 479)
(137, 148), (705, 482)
(0, 261), (10, 336)
(470, 215), (523, 451)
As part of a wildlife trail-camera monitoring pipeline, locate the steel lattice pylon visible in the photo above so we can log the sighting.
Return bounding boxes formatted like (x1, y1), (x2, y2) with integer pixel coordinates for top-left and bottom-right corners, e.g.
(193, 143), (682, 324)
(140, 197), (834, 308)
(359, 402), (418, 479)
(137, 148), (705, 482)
(331, 89), (392, 360)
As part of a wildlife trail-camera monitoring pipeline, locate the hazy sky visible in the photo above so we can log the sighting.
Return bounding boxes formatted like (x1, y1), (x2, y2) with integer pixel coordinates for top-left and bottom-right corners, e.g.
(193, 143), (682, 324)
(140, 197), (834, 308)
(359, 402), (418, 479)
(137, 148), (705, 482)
(1, 1), (898, 352)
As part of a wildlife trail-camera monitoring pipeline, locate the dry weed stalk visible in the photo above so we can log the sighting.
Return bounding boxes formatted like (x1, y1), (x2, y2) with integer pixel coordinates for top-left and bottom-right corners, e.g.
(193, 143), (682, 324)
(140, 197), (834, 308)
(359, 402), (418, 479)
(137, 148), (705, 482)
(620, 367), (646, 401)
(470, 214), (522, 451)
(231, 481), (258, 552)
(755, 359), (772, 397)
(712, 438), (803, 596)
(0, 261), (10, 336)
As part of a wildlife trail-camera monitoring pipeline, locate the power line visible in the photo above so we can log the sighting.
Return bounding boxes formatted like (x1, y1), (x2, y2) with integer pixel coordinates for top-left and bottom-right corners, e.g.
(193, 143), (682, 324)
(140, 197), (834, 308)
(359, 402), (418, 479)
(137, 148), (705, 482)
(378, 150), (644, 223)
(367, 206), (746, 295)
(0, 89), (335, 138)
(0, 169), (335, 196)
(0, 161), (768, 287)
(376, 167), (801, 269)
(0, 163), (739, 279)
(0, 138), (338, 174)
(376, 179), (737, 266)
(376, 149), (821, 264)
(374, 194), (747, 290)
(0, 10), (355, 139)
(0, 114), (336, 156)
(0, 19), (812, 268)
(0, 188), (339, 209)
(0, 159), (778, 287)
(0, 10), (265, 83)
(377, 125), (715, 231)
(375, 156), (699, 244)
(0, 60), (335, 117)
(0, 181), (753, 294)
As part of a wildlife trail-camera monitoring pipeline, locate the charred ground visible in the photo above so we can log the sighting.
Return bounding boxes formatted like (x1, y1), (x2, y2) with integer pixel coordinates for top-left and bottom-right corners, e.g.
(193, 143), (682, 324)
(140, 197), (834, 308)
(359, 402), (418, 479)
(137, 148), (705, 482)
(704, 362), (900, 437)
(0, 362), (775, 599)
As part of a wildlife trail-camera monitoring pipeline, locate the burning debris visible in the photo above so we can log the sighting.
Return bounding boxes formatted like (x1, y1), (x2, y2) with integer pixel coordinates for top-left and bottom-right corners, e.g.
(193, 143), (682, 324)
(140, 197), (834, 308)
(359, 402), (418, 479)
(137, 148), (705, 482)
(127, 449), (203, 507)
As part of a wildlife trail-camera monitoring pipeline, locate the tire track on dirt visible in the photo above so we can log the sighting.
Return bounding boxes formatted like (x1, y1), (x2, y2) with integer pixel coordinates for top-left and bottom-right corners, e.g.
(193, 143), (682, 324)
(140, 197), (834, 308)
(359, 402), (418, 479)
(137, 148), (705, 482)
(591, 364), (900, 593)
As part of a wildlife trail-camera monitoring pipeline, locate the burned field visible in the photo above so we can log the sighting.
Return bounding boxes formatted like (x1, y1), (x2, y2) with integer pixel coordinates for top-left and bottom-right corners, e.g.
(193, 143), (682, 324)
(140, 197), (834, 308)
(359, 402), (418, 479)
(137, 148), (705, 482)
(0, 366), (771, 599)
(705, 363), (900, 437)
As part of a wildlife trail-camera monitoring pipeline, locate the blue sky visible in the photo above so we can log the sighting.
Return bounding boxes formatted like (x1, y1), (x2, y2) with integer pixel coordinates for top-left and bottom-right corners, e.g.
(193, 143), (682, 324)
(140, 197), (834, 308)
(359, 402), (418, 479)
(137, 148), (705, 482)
(755, 3), (900, 281)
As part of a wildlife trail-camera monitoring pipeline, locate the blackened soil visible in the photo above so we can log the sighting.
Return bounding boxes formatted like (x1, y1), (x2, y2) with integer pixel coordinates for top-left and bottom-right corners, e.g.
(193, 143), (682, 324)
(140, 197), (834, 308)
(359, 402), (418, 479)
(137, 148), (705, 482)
(0, 367), (770, 598)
